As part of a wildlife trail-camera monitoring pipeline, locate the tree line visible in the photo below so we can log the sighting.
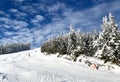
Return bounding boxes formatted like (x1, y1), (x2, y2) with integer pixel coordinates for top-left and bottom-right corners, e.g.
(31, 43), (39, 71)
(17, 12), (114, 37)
(0, 43), (30, 55)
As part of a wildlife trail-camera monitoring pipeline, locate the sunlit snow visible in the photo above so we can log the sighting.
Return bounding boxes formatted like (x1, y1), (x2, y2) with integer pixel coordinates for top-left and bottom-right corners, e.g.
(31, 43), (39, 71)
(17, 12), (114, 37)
(0, 48), (120, 82)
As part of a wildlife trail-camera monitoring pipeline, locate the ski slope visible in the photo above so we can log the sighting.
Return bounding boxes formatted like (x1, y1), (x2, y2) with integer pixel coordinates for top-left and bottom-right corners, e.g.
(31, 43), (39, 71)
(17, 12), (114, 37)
(0, 48), (120, 82)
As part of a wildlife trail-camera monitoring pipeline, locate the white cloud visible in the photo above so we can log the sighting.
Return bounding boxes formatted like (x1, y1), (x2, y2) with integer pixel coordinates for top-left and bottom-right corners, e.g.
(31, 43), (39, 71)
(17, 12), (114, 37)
(20, 5), (38, 14)
(47, 3), (65, 12)
(2, 28), (32, 45)
(0, 17), (28, 30)
(9, 8), (18, 13)
(9, 8), (27, 20)
(12, 20), (28, 30)
(92, 0), (105, 4)
(0, 17), (11, 25)
(4, 31), (15, 36)
(35, 15), (44, 20)
(0, 9), (28, 30)
(0, 11), (9, 17)
(17, 0), (24, 2)
(2, 28), (45, 48)
(13, 0), (25, 3)
(109, 0), (120, 11)
(31, 15), (44, 25)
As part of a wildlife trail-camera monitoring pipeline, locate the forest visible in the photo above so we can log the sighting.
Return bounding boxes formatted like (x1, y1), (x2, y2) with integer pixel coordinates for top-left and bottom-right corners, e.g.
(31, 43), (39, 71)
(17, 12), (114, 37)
(41, 13), (120, 65)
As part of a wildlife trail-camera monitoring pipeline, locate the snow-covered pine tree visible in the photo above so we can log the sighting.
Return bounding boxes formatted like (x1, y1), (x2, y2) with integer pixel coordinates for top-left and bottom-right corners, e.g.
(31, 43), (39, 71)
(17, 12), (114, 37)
(73, 28), (86, 60)
(75, 29), (84, 55)
(94, 13), (120, 65)
(56, 34), (68, 55)
(67, 24), (77, 55)
(84, 32), (94, 56)
(67, 25), (87, 61)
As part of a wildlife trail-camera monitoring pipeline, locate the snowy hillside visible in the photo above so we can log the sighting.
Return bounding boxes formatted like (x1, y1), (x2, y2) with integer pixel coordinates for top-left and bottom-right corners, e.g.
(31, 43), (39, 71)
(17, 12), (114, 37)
(0, 48), (120, 82)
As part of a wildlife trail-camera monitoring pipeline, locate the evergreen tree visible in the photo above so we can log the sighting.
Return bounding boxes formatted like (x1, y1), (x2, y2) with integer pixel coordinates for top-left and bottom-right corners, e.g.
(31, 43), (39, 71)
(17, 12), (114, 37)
(94, 13), (120, 65)
(67, 25), (77, 55)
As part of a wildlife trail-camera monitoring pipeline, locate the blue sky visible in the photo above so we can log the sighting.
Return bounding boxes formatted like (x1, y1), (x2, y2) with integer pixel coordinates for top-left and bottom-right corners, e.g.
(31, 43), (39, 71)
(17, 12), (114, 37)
(0, 0), (120, 48)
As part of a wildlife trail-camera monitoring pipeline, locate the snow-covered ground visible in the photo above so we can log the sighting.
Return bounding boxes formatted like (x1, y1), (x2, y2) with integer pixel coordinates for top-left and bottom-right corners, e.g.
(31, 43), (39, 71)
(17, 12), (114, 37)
(0, 48), (120, 82)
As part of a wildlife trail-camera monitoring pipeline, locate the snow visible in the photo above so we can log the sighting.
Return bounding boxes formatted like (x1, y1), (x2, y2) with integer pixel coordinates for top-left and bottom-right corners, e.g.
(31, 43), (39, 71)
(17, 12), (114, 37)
(76, 55), (120, 73)
(0, 48), (120, 82)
